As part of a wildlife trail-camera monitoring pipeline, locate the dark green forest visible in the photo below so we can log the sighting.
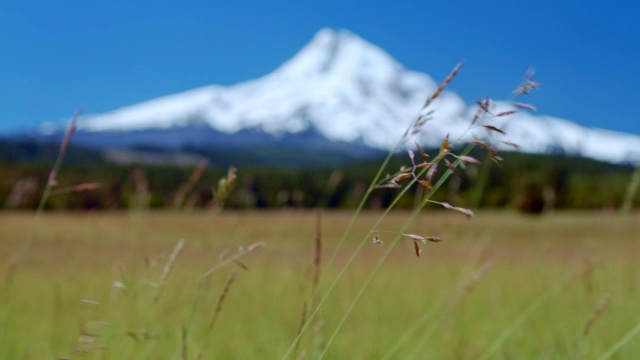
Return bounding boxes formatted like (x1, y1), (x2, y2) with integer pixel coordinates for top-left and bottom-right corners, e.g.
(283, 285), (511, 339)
(1, 139), (638, 211)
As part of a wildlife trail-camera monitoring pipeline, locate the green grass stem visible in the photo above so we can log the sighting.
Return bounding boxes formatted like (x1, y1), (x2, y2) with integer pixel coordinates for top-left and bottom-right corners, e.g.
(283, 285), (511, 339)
(317, 146), (473, 358)
(597, 321), (640, 360)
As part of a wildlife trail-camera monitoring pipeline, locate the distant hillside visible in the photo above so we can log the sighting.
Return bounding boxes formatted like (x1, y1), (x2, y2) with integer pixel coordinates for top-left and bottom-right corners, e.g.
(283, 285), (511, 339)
(1, 139), (637, 211)
(1, 137), (384, 168)
(0, 138), (104, 164)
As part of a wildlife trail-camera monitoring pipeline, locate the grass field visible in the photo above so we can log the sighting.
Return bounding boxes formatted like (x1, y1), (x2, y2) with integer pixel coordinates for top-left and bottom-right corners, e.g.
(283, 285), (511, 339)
(1, 210), (638, 359)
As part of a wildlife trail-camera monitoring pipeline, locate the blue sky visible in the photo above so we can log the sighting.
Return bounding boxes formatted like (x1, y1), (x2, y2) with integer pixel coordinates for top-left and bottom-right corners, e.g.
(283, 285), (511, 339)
(2, 0), (639, 134)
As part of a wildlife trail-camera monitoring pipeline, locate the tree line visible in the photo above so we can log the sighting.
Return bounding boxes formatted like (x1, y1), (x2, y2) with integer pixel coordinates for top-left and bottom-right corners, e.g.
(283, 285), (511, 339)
(1, 141), (637, 212)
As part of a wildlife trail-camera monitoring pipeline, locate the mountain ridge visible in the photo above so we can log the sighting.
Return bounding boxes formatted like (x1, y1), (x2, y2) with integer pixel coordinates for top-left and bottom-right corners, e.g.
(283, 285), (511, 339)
(26, 28), (640, 165)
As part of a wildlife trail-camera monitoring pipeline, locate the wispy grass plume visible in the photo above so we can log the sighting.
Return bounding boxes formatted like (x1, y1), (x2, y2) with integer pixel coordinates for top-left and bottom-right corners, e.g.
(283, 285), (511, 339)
(197, 271), (239, 360)
(6, 109), (82, 290)
(575, 294), (611, 359)
(155, 239), (186, 302)
(174, 159), (208, 209)
(294, 213), (323, 358)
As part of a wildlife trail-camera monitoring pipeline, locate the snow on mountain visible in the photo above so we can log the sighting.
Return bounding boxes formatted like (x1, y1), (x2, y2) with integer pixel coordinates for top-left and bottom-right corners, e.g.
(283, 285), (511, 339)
(78, 28), (640, 164)
(81, 29), (462, 148)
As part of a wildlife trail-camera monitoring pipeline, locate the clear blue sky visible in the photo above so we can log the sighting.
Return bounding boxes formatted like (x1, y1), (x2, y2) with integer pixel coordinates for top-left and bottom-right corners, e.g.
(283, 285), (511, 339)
(2, 0), (639, 134)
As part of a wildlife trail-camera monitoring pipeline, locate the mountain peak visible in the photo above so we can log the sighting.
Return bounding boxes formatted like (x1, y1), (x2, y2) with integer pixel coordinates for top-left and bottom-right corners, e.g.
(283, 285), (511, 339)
(72, 29), (640, 165)
(273, 28), (403, 79)
(312, 28), (358, 45)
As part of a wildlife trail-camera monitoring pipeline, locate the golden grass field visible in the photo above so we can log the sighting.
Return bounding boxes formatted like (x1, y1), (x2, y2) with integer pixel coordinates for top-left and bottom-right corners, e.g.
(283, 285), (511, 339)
(1, 210), (639, 359)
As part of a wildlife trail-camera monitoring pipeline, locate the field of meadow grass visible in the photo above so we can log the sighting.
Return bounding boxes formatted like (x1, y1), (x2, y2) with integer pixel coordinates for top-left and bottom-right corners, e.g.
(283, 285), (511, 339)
(1, 210), (638, 359)
(3, 64), (638, 359)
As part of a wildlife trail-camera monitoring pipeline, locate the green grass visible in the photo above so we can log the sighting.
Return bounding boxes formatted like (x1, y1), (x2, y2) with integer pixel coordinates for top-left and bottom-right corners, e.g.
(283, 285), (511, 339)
(1, 210), (638, 359)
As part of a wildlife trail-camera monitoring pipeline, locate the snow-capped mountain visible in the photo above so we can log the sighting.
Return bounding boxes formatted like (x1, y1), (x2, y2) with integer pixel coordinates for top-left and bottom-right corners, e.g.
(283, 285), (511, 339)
(47, 28), (640, 164)
(80, 28), (445, 149)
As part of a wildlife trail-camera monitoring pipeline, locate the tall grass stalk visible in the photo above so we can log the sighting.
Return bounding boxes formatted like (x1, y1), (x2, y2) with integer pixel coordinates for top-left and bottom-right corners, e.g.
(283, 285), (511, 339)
(315, 64), (532, 357)
(470, 78), (536, 209)
(281, 151), (407, 359)
(13, 109), (82, 274)
(197, 271), (238, 359)
(282, 150), (451, 359)
(575, 294), (611, 359)
(315, 170), (344, 209)
(321, 61), (463, 271)
(621, 166), (640, 213)
(317, 148), (473, 358)
(471, 152), (493, 208)
(293, 213), (323, 358)
(282, 63), (465, 358)
(181, 324), (188, 360)
(186, 242), (263, 331)
(200, 242), (264, 279)
(155, 239), (185, 302)
(1, 110), (81, 335)
(597, 321), (640, 360)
